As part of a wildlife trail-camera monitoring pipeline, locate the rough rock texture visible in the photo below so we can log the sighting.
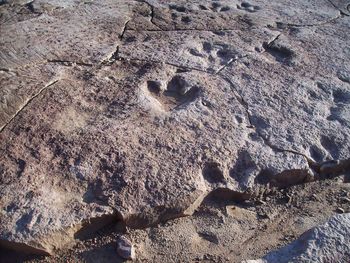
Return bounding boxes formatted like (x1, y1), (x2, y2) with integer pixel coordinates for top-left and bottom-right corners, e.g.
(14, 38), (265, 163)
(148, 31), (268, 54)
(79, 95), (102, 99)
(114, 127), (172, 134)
(0, 0), (350, 258)
(0, 57), (311, 255)
(245, 213), (350, 263)
(5, 179), (347, 262)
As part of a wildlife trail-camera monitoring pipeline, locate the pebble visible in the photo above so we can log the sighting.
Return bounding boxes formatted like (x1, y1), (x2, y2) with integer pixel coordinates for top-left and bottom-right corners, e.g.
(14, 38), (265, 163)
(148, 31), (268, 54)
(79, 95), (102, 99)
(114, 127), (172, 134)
(117, 236), (136, 260)
(336, 207), (345, 214)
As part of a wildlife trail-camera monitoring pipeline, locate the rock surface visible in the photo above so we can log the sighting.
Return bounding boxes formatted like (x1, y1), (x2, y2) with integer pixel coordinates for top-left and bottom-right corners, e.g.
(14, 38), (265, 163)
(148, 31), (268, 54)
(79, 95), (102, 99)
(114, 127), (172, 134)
(0, 0), (349, 258)
(245, 213), (350, 263)
(12, 179), (346, 263)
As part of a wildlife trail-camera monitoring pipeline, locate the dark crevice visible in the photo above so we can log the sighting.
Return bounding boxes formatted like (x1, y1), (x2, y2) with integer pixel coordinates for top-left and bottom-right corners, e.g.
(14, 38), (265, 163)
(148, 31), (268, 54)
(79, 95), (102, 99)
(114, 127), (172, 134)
(276, 13), (344, 28)
(119, 20), (130, 40)
(16, 159), (26, 177)
(136, 0), (161, 29)
(287, 17), (342, 27)
(206, 188), (251, 202)
(265, 34), (281, 48)
(47, 59), (92, 67)
(253, 129), (314, 164)
(19, 0), (42, 15)
(109, 46), (120, 62)
(74, 211), (122, 241)
(254, 130), (350, 183)
(261, 33), (296, 64)
(117, 56), (213, 74)
(0, 239), (50, 256)
(127, 28), (237, 33)
(24, 1), (38, 14)
(144, 0), (155, 25)
(314, 158), (350, 180)
(100, 18), (129, 65)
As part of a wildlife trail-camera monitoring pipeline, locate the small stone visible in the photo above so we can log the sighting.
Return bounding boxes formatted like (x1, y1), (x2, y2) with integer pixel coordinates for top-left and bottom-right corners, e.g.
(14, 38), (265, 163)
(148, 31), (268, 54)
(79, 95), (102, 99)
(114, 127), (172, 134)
(117, 236), (135, 260)
(336, 207), (345, 214)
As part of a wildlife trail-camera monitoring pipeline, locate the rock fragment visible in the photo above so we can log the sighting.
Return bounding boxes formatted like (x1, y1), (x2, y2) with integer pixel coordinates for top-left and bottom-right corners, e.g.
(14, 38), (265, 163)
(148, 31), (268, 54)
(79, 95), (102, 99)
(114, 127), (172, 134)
(117, 236), (136, 260)
(336, 207), (345, 214)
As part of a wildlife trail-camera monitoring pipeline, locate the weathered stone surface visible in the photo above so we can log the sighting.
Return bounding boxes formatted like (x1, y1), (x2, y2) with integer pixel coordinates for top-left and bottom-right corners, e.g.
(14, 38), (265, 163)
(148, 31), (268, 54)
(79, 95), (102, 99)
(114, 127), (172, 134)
(245, 213), (350, 263)
(129, 0), (341, 30)
(0, 61), (311, 253)
(222, 16), (350, 166)
(0, 63), (64, 131)
(0, 0), (349, 257)
(0, 0), (133, 129)
(0, 0), (131, 68)
(123, 0), (343, 72)
(120, 28), (277, 72)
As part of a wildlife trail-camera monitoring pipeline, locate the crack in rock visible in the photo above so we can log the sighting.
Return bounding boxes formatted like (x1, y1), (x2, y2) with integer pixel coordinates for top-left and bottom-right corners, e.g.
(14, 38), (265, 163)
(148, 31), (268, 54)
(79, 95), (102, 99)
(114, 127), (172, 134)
(47, 60), (93, 67)
(119, 20), (130, 40)
(0, 79), (59, 132)
(136, 0), (159, 28)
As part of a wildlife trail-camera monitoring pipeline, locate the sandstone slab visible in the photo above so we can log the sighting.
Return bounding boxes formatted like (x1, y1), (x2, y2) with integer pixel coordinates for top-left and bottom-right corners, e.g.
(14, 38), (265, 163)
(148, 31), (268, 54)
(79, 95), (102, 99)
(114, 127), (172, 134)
(0, 60), (312, 254)
(0, 0), (349, 257)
